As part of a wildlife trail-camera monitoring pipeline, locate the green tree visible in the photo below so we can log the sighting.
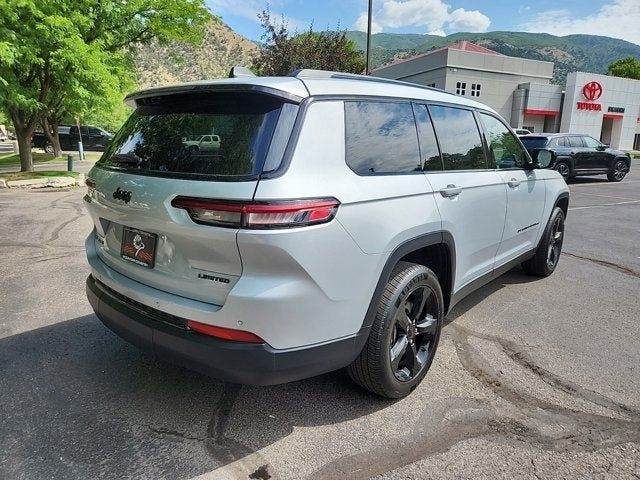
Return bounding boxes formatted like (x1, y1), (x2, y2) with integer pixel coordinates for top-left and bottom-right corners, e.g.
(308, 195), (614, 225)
(252, 10), (366, 76)
(608, 56), (640, 80)
(0, 0), (210, 171)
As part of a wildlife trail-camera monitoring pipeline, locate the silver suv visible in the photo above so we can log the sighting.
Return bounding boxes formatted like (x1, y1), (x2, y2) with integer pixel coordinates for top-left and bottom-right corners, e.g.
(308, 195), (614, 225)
(84, 69), (569, 398)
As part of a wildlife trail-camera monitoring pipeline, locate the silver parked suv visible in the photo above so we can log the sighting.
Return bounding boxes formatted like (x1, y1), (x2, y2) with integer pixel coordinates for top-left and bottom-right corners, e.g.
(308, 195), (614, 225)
(84, 69), (569, 398)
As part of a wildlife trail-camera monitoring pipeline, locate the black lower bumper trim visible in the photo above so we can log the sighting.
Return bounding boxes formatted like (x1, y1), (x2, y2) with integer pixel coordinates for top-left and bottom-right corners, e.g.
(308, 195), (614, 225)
(86, 275), (369, 385)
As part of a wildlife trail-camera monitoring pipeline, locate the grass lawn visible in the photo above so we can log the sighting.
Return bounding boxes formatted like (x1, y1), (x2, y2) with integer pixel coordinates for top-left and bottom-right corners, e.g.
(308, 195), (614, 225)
(0, 151), (102, 165)
(0, 152), (59, 166)
(0, 170), (80, 181)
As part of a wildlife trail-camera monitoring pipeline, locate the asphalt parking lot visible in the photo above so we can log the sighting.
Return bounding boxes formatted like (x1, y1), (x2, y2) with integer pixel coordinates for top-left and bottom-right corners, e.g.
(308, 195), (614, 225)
(1, 162), (639, 480)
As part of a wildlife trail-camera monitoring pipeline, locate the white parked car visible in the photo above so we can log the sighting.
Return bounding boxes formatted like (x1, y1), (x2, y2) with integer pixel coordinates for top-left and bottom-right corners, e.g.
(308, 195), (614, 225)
(182, 134), (221, 153)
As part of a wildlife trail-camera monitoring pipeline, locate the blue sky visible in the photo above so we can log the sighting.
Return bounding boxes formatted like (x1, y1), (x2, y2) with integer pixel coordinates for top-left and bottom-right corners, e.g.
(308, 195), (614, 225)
(205, 0), (640, 45)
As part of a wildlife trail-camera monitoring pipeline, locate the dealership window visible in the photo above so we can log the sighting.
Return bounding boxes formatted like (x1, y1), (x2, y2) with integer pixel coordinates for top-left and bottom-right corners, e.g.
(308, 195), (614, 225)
(456, 82), (466, 95)
(429, 105), (487, 170)
(344, 101), (421, 175)
(471, 84), (481, 97)
(479, 113), (527, 169)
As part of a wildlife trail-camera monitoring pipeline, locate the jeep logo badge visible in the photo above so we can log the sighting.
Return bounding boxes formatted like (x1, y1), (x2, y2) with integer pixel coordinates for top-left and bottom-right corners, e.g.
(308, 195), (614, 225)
(113, 187), (132, 204)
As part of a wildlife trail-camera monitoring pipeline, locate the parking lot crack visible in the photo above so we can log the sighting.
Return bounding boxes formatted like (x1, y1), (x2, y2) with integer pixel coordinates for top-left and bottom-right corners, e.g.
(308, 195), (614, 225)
(564, 252), (640, 279)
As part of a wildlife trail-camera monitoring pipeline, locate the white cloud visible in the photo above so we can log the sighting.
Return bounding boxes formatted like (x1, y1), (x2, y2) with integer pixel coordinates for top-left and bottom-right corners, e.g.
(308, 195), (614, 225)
(521, 0), (640, 45)
(352, 0), (490, 35)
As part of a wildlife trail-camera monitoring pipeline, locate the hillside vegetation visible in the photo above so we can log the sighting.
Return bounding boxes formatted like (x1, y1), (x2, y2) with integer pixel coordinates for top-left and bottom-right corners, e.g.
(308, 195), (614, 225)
(135, 19), (258, 88)
(347, 31), (640, 83)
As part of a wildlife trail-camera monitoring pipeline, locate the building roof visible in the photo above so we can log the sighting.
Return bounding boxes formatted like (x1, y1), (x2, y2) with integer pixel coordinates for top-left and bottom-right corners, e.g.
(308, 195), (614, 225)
(372, 40), (503, 73)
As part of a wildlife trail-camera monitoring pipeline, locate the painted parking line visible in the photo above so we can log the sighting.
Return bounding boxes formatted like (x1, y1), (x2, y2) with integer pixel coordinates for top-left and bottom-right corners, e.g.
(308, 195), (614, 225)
(569, 180), (640, 187)
(569, 192), (640, 201)
(569, 200), (640, 211)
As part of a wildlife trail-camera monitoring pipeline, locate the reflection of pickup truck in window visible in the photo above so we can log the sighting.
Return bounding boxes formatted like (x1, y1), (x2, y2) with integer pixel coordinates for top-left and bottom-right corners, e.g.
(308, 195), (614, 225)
(182, 135), (221, 153)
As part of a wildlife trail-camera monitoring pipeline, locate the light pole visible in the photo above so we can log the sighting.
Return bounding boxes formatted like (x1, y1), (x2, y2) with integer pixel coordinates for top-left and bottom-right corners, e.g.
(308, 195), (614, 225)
(365, 0), (372, 75)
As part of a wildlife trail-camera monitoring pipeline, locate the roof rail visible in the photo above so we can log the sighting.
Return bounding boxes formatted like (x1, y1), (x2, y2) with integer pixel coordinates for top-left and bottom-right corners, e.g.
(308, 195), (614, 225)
(228, 66), (256, 78)
(289, 68), (447, 94)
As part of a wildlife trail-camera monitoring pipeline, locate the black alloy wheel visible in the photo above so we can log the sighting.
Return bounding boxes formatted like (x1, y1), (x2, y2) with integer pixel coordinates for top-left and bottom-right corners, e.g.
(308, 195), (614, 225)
(608, 160), (628, 182)
(389, 285), (439, 382)
(522, 206), (565, 277)
(546, 214), (564, 270)
(556, 161), (570, 180)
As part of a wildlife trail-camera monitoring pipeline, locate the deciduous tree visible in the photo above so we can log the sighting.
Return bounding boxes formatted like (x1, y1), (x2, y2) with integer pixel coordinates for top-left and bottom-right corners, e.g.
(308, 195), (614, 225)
(252, 10), (366, 76)
(608, 56), (640, 80)
(0, 0), (210, 171)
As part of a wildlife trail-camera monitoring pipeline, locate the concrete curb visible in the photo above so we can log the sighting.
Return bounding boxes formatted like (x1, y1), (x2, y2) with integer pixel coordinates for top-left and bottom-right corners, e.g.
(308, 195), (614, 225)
(0, 173), (84, 189)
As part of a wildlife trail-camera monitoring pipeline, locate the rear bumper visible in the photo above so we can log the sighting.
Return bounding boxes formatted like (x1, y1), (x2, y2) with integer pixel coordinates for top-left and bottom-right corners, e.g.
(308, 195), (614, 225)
(87, 275), (369, 385)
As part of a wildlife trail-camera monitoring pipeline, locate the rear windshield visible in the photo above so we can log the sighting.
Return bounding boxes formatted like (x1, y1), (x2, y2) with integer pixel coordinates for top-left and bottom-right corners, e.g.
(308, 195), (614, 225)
(519, 136), (549, 150)
(97, 92), (297, 180)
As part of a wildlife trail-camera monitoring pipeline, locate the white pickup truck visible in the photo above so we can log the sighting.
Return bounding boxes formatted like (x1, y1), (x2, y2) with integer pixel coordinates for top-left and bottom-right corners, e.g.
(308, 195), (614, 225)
(182, 134), (221, 153)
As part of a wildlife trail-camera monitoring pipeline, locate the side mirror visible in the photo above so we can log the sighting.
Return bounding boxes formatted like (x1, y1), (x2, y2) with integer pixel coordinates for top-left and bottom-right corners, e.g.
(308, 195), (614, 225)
(535, 149), (555, 169)
(596, 145), (607, 151)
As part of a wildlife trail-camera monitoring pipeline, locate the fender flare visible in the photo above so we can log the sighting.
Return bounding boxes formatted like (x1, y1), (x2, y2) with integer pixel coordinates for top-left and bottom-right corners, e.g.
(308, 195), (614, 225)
(360, 231), (456, 331)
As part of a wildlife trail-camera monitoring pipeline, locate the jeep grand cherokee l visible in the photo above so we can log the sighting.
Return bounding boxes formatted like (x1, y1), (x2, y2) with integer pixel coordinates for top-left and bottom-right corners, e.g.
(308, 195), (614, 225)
(520, 133), (631, 182)
(84, 70), (569, 398)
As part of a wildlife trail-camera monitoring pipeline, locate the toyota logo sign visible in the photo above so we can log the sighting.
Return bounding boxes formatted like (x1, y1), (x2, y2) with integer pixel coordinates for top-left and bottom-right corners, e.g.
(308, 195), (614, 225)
(582, 81), (603, 101)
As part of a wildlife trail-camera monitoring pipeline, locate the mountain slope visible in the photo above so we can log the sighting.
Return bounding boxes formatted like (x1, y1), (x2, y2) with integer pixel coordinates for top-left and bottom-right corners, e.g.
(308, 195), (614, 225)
(347, 31), (640, 83)
(135, 19), (258, 88)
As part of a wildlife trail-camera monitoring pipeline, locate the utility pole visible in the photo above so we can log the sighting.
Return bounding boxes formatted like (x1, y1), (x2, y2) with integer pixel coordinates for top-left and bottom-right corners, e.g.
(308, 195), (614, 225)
(365, 0), (372, 75)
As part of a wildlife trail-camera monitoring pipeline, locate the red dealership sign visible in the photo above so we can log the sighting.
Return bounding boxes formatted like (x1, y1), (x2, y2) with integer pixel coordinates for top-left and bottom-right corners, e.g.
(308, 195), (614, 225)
(582, 81), (603, 101)
(577, 81), (603, 111)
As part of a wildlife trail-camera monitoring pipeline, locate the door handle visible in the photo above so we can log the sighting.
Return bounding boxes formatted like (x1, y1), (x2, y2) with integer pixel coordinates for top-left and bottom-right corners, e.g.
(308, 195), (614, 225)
(507, 178), (521, 188)
(440, 184), (462, 198)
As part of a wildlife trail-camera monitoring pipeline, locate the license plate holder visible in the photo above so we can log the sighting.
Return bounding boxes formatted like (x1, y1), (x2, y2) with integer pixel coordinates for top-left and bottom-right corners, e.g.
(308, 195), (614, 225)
(121, 227), (157, 268)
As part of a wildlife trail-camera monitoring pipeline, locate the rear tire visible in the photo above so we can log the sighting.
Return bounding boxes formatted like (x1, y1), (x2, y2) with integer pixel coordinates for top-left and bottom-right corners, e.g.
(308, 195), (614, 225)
(44, 143), (54, 154)
(607, 159), (629, 182)
(348, 262), (443, 398)
(522, 207), (565, 277)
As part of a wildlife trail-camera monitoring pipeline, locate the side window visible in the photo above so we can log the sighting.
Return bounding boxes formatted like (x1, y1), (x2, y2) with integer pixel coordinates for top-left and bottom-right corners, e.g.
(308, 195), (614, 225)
(429, 105), (487, 170)
(556, 137), (567, 147)
(568, 136), (584, 148)
(583, 136), (601, 148)
(80, 126), (89, 136)
(345, 101), (421, 175)
(413, 104), (443, 171)
(479, 113), (527, 169)
(88, 127), (101, 136)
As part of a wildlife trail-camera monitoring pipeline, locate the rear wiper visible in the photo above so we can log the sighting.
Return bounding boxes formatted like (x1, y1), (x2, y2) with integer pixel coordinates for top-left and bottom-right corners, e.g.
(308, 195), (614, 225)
(110, 153), (143, 167)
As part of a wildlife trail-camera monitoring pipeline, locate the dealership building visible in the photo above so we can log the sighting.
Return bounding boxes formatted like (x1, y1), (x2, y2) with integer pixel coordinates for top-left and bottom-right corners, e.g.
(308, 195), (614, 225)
(373, 41), (640, 150)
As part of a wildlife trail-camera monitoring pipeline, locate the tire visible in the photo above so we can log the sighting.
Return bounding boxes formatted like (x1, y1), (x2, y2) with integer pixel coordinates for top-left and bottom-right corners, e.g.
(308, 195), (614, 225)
(348, 262), (443, 398)
(555, 160), (571, 180)
(44, 143), (54, 154)
(607, 159), (629, 182)
(188, 145), (199, 154)
(522, 207), (565, 277)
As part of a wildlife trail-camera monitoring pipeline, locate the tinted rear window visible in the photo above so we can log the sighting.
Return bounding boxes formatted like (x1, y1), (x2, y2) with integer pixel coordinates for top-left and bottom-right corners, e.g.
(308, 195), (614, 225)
(97, 92), (296, 180)
(519, 137), (549, 150)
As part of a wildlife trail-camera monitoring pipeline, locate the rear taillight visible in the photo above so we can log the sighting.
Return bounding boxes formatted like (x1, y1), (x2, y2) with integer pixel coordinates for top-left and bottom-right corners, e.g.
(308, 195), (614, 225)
(171, 197), (340, 229)
(187, 320), (264, 343)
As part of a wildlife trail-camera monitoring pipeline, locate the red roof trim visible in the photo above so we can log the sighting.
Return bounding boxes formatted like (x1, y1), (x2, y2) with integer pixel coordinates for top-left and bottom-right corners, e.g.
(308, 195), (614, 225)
(371, 40), (503, 72)
(524, 109), (559, 117)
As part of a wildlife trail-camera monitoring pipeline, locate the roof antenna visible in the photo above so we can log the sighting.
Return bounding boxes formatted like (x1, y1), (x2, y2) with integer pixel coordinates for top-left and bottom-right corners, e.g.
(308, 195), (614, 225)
(228, 66), (256, 78)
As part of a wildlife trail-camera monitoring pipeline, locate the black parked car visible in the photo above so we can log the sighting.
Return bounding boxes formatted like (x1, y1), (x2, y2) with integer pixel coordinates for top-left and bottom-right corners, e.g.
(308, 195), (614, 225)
(32, 125), (113, 153)
(520, 133), (631, 182)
